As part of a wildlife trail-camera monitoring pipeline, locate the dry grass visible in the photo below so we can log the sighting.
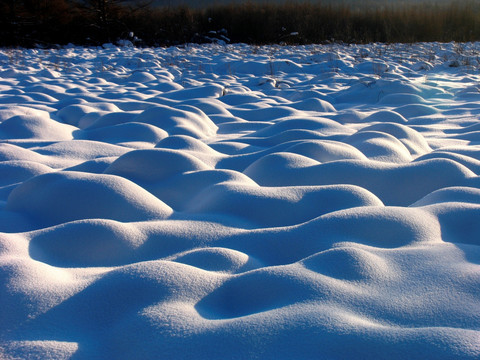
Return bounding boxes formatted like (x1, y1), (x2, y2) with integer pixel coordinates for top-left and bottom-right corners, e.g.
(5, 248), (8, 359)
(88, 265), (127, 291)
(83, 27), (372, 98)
(1, 1), (480, 47)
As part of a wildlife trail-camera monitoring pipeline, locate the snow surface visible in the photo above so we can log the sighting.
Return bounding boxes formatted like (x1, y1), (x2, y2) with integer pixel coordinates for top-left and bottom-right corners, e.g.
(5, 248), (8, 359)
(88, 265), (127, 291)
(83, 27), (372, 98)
(0, 42), (480, 359)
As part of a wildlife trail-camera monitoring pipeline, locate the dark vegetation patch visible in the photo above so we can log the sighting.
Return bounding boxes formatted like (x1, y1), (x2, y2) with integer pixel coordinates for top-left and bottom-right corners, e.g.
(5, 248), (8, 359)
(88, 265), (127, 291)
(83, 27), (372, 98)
(1, 0), (480, 47)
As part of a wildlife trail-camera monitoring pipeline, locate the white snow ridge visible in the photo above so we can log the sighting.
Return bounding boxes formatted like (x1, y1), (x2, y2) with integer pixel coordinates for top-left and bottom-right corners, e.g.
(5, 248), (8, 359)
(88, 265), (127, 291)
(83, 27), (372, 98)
(1, 43), (480, 360)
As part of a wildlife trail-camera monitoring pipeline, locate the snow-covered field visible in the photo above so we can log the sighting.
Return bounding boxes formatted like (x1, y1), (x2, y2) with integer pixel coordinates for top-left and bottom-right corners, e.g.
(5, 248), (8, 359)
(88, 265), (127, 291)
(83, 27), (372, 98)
(0, 42), (479, 359)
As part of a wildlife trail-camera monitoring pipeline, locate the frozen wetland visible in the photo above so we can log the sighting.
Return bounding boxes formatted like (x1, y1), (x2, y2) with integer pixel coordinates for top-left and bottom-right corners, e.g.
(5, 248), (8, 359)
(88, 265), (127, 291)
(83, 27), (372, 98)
(0, 42), (479, 359)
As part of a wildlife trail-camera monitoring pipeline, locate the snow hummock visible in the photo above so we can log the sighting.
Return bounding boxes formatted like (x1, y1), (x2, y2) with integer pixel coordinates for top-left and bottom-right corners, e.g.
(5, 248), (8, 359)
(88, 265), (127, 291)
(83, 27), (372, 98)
(0, 42), (480, 360)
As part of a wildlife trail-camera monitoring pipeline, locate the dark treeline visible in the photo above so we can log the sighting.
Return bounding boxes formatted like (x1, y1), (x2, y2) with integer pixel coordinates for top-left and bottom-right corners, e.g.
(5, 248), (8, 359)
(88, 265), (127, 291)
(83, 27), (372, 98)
(1, 0), (480, 47)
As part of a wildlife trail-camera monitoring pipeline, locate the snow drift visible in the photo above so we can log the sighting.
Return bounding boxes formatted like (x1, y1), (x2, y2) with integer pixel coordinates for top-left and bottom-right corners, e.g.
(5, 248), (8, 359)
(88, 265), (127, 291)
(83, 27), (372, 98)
(0, 42), (479, 360)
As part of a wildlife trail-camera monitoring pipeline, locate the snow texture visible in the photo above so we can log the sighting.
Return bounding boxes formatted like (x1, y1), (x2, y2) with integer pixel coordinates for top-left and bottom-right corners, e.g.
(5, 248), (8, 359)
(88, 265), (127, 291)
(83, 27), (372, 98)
(0, 42), (480, 359)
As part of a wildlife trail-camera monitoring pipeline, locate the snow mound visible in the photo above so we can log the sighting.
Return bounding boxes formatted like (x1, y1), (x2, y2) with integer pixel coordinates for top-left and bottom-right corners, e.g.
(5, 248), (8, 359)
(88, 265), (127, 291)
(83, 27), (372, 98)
(81, 122), (168, 145)
(29, 219), (146, 267)
(6, 171), (173, 228)
(105, 148), (211, 183)
(0, 113), (75, 140)
(186, 183), (383, 227)
(133, 104), (217, 138)
(0, 161), (52, 188)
